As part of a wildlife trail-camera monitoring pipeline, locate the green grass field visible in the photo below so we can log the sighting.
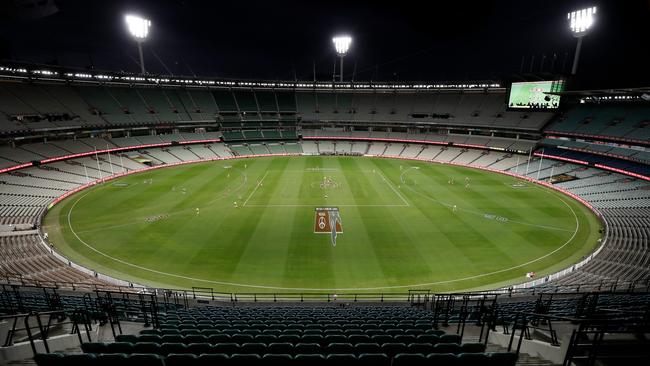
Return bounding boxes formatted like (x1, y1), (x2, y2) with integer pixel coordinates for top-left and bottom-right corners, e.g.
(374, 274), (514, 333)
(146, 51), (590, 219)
(43, 156), (602, 293)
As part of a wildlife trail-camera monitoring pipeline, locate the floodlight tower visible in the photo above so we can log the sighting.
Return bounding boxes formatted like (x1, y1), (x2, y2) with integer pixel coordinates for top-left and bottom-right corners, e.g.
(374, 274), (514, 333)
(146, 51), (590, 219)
(332, 35), (352, 82)
(125, 14), (151, 74)
(568, 6), (596, 75)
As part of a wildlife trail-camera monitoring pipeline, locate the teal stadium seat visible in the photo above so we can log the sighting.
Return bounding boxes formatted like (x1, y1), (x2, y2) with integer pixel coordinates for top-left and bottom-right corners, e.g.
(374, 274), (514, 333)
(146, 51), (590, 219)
(434, 342), (462, 354)
(240, 342), (267, 354)
(214, 342), (240, 354)
(355, 343), (381, 354)
(294, 353), (326, 366)
(196, 353), (228, 366)
(407, 343), (435, 354)
(126, 353), (164, 366)
(326, 353), (357, 366)
(161, 342), (187, 355)
(162, 334), (184, 343)
(186, 342), (213, 354)
(461, 342), (486, 353)
(34, 353), (64, 366)
(393, 353), (427, 366)
(326, 342), (355, 354)
(116, 335), (138, 343)
(164, 353), (196, 366)
(261, 354), (292, 366)
(81, 342), (107, 353)
(427, 352), (460, 365)
(440, 334), (462, 344)
(358, 353), (390, 366)
(268, 342), (294, 355)
(96, 353), (128, 366)
(295, 342), (322, 354)
(108, 341), (134, 354)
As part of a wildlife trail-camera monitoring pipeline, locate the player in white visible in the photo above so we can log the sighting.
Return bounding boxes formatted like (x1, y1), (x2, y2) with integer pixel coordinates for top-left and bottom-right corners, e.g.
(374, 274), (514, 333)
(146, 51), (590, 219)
(453, 205), (457, 212)
(233, 201), (238, 208)
(196, 208), (200, 215)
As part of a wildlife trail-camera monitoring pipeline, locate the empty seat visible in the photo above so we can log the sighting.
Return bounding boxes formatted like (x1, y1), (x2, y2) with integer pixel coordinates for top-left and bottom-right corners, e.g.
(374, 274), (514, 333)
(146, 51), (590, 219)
(295, 342), (322, 354)
(460, 342), (486, 353)
(96, 353), (128, 366)
(326, 342), (355, 354)
(164, 354), (196, 366)
(261, 354), (292, 366)
(214, 342), (240, 354)
(268, 342), (294, 355)
(228, 353), (261, 365)
(433, 343), (462, 354)
(427, 352), (460, 365)
(355, 343), (381, 354)
(294, 353), (326, 366)
(407, 343), (435, 354)
(134, 342), (162, 355)
(125, 353), (164, 366)
(161, 342), (187, 355)
(162, 335), (185, 344)
(381, 343), (407, 357)
(440, 334), (461, 344)
(139, 335), (162, 343)
(358, 353), (390, 366)
(240, 342), (267, 355)
(326, 353), (357, 366)
(108, 342), (134, 354)
(196, 353), (228, 366)
(187, 342), (213, 354)
(81, 342), (107, 354)
(116, 335), (138, 343)
(393, 353), (427, 366)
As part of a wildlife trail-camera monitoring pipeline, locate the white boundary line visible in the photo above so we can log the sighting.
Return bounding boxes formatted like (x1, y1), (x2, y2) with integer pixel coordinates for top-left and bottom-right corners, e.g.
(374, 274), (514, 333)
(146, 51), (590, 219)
(242, 171), (268, 207)
(61, 155), (590, 292)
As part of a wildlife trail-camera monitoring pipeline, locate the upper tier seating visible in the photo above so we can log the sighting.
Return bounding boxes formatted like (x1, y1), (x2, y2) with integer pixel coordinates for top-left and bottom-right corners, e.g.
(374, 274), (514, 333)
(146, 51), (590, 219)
(0, 81), (553, 133)
(545, 104), (650, 143)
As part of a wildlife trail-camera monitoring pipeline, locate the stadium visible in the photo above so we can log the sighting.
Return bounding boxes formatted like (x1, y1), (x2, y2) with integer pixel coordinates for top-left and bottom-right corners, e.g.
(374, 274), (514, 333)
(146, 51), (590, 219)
(0, 1), (648, 365)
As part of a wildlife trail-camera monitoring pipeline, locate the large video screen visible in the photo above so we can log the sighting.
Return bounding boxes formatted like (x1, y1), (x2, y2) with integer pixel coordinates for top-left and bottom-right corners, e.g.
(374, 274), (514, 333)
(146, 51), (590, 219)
(508, 80), (564, 109)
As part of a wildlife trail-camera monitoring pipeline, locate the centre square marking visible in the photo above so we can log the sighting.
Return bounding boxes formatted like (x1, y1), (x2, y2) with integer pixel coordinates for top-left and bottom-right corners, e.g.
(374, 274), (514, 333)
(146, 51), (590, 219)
(314, 207), (343, 246)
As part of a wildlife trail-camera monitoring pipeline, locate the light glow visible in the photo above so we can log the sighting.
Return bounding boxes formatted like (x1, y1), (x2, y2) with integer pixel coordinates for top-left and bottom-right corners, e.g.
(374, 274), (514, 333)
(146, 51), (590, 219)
(568, 7), (596, 35)
(332, 36), (352, 55)
(125, 14), (151, 40)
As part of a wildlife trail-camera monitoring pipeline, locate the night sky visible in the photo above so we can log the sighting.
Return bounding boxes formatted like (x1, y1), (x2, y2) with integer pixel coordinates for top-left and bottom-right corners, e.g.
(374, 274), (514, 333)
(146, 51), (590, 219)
(1, 0), (648, 89)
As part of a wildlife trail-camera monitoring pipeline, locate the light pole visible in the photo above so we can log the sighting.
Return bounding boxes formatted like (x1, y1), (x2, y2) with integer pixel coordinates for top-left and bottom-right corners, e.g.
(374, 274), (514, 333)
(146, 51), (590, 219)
(125, 14), (151, 74)
(332, 35), (352, 82)
(568, 6), (596, 75)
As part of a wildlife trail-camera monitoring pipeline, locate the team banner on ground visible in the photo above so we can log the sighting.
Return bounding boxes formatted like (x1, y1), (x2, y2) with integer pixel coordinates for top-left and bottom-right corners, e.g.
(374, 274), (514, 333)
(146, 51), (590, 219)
(314, 207), (343, 246)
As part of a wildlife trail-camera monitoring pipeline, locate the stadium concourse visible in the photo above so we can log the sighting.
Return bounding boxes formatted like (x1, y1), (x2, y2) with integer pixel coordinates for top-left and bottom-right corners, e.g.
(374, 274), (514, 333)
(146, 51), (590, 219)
(0, 67), (649, 366)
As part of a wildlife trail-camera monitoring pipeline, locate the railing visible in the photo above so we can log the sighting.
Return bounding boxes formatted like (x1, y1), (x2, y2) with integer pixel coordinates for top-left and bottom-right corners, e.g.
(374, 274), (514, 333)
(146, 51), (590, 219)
(0, 310), (94, 356)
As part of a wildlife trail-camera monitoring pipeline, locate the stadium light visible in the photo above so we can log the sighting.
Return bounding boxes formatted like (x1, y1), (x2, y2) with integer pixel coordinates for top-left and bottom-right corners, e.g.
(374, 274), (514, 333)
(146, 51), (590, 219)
(568, 6), (596, 75)
(125, 14), (151, 74)
(332, 35), (352, 82)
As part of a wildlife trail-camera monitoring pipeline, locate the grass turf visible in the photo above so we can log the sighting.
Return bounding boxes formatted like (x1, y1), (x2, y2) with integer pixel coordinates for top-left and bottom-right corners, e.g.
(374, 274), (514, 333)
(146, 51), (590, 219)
(43, 156), (602, 293)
